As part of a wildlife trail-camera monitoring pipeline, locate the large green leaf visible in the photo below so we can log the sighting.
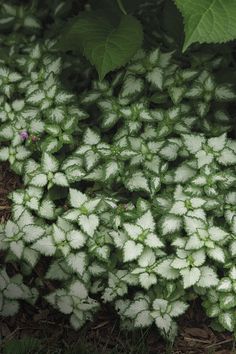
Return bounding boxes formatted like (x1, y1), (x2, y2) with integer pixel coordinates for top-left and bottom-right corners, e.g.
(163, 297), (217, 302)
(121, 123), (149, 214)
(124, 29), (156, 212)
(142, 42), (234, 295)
(175, 0), (236, 51)
(58, 12), (143, 80)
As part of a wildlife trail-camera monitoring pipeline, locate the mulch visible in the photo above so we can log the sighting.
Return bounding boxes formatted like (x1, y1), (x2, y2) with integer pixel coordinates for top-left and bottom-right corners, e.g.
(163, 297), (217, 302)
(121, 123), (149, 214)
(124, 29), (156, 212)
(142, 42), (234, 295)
(0, 163), (21, 221)
(0, 163), (235, 354)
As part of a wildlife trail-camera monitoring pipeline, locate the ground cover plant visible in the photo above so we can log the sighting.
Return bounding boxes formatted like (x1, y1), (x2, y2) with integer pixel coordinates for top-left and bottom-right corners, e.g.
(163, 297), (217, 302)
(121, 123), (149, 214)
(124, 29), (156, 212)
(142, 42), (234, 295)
(1, 0), (236, 352)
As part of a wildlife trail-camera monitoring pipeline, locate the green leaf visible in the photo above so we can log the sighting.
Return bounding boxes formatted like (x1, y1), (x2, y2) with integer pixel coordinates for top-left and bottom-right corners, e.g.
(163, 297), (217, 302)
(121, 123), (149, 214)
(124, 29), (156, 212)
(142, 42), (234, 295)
(156, 259), (179, 280)
(104, 161), (120, 180)
(54, 172), (69, 187)
(0, 147), (9, 161)
(33, 236), (56, 256)
(175, 0), (236, 51)
(69, 188), (87, 208)
(134, 310), (153, 328)
(196, 266), (219, 288)
(38, 200), (55, 220)
(220, 294), (236, 310)
(42, 153), (59, 173)
(23, 225), (45, 243)
(123, 240), (143, 262)
(4, 284), (24, 299)
(30, 173), (47, 188)
(218, 312), (234, 332)
(67, 252), (87, 275)
(126, 172), (150, 193)
(70, 280), (88, 298)
(217, 278), (232, 292)
(59, 12), (143, 80)
(121, 75), (143, 97)
(207, 247), (225, 263)
(169, 301), (188, 317)
(78, 214), (99, 236)
(180, 267), (201, 288)
(139, 273), (157, 289)
(57, 295), (73, 314)
(155, 314), (172, 333)
(67, 230), (86, 249)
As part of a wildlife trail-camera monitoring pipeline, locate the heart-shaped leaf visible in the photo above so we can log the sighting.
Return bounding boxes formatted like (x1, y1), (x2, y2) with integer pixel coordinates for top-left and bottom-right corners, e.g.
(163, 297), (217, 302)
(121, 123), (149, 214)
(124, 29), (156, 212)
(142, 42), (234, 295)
(58, 12), (143, 80)
(79, 214), (99, 236)
(67, 252), (87, 275)
(123, 240), (143, 262)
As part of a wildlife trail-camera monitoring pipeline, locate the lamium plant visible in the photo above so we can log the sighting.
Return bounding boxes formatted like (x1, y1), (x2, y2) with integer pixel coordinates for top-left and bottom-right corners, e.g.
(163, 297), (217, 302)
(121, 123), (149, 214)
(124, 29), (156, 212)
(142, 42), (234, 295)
(1, 0), (236, 344)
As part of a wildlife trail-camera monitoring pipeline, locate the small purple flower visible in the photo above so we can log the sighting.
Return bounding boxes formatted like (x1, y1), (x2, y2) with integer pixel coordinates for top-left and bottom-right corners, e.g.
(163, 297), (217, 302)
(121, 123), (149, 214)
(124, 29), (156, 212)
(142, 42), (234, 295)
(19, 131), (29, 141)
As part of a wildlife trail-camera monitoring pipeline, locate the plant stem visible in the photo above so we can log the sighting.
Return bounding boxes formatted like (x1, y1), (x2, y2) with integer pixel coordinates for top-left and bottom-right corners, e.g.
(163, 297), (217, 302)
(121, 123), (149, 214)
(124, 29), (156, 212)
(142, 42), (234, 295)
(117, 0), (127, 15)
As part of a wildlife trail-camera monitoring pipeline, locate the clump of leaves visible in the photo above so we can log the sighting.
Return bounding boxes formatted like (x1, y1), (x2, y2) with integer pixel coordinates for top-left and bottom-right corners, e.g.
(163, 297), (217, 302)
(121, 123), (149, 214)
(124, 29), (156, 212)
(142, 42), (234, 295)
(0, 267), (38, 316)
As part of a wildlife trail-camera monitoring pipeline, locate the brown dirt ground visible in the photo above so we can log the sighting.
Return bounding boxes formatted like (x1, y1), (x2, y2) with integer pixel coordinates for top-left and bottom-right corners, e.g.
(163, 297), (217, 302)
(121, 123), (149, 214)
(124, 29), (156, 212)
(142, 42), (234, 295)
(0, 163), (22, 221)
(0, 163), (235, 354)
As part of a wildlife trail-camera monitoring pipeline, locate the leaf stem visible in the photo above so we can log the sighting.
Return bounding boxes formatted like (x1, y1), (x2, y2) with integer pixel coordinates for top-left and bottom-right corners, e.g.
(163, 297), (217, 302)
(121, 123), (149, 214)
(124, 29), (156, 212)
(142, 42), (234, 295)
(117, 0), (127, 15)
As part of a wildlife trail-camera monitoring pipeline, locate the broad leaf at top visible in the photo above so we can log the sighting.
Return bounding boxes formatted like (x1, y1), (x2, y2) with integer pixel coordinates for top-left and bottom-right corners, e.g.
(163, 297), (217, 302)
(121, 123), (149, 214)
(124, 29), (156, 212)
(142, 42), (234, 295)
(175, 0), (236, 51)
(58, 12), (143, 80)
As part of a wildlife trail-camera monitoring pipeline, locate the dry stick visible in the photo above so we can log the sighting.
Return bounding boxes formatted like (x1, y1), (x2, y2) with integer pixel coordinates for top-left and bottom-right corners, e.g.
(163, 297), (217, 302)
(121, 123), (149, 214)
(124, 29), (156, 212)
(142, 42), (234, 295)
(184, 337), (211, 344)
(206, 338), (234, 348)
(40, 320), (57, 325)
(92, 321), (110, 330)
(0, 206), (11, 210)
(1, 326), (20, 343)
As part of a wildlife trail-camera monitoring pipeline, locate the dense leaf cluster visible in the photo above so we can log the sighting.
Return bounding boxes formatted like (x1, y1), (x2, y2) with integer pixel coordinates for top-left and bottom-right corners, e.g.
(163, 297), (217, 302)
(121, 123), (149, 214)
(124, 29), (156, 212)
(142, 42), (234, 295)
(1, 0), (236, 341)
